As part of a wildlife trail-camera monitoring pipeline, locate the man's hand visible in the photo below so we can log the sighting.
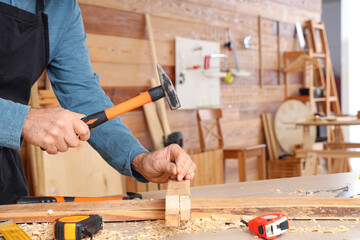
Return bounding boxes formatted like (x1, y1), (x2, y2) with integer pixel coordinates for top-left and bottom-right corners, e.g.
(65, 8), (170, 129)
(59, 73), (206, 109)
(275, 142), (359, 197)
(21, 107), (90, 154)
(131, 144), (196, 183)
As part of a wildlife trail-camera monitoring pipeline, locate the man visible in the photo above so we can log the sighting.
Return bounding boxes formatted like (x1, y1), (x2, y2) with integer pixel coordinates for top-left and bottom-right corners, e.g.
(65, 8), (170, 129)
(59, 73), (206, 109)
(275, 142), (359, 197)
(0, 0), (196, 204)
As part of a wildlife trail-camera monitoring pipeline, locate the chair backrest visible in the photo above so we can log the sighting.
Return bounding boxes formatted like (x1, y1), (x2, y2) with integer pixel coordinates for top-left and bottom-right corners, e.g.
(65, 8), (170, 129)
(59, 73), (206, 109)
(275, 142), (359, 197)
(197, 108), (224, 150)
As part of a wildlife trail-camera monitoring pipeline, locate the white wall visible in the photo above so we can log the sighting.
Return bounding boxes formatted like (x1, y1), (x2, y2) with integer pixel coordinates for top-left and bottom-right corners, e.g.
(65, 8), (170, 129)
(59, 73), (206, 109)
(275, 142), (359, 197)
(340, 0), (360, 173)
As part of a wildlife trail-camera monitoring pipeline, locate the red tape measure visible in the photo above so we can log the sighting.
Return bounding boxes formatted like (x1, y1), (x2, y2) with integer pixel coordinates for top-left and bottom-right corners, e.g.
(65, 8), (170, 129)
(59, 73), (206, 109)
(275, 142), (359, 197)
(242, 213), (289, 240)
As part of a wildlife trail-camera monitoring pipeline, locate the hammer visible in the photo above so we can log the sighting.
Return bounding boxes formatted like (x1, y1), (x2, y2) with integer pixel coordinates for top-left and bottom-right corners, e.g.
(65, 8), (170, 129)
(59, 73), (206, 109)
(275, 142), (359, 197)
(82, 64), (181, 129)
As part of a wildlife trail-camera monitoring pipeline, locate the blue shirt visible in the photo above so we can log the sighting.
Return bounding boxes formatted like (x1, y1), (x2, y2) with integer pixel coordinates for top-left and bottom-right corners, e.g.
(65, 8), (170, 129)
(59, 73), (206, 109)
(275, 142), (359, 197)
(0, 0), (148, 182)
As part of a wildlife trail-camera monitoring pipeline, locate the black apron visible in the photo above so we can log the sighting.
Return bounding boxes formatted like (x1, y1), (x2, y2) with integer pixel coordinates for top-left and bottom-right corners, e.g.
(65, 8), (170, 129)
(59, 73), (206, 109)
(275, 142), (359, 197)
(0, 0), (49, 204)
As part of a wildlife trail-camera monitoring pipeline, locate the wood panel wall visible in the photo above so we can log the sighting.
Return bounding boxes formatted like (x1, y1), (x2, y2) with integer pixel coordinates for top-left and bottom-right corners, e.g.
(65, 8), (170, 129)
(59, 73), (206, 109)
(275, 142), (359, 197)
(78, 0), (322, 150)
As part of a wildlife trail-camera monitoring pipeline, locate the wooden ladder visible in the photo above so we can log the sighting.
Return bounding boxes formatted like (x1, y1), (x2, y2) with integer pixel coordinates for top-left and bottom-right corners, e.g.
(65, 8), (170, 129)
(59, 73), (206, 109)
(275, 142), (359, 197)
(305, 20), (341, 116)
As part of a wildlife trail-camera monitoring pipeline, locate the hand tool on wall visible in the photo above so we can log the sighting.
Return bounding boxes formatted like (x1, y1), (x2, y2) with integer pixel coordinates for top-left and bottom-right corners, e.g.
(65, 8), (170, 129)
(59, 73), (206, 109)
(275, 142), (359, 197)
(224, 28), (240, 73)
(241, 213), (289, 240)
(203, 54), (234, 83)
(243, 35), (252, 49)
(53, 215), (102, 240)
(15, 192), (142, 204)
(82, 64), (180, 129)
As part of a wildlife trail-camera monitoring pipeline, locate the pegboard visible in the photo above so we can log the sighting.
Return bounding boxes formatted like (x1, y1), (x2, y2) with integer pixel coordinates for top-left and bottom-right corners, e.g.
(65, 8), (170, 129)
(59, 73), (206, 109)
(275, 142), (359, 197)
(175, 37), (221, 109)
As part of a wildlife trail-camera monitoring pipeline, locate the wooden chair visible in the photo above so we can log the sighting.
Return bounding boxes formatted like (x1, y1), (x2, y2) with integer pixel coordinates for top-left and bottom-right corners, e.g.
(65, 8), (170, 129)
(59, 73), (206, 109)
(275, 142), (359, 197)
(197, 109), (266, 182)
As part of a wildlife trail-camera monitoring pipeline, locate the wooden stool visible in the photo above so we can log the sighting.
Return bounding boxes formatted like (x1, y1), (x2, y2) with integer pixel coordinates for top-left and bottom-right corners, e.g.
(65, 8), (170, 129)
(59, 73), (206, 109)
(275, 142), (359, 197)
(223, 144), (266, 182)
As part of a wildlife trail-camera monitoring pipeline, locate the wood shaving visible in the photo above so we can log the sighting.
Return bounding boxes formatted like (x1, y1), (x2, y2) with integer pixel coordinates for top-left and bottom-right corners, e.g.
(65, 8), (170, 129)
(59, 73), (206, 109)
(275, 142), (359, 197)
(19, 216), (248, 240)
(19, 222), (53, 239)
(47, 209), (54, 215)
(18, 217), (352, 239)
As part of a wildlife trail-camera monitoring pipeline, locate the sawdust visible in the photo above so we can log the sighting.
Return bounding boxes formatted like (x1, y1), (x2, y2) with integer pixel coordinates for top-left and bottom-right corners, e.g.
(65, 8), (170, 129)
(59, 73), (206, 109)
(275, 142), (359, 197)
(98, 215), (248, 240)
(18, 217), (352, 240)
(19, 222), (53, 239)
(18, 216), (249, 240)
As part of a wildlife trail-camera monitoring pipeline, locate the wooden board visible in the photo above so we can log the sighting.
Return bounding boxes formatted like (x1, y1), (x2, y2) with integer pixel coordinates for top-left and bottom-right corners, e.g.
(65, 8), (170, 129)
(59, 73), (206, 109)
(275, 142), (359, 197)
(186, 149), (224, 187)
(165, 180), (191, 226)
(2, 197), (360, 223)
(42, 141), (125, 197)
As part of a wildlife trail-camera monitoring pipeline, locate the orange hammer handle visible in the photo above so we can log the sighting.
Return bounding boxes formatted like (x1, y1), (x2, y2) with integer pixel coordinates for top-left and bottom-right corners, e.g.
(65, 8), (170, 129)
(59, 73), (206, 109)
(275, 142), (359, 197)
(82, 86), (165, 129)
(104, 91), (152, 120)
(82, 87), (164, 129)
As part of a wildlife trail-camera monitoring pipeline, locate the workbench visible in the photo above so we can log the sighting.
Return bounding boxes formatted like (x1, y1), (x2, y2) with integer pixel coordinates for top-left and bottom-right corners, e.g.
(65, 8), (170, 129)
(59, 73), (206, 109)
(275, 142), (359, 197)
(295, 118), (360, 175)
(2, 173), (359, 239)
(100, 172), (360, 239)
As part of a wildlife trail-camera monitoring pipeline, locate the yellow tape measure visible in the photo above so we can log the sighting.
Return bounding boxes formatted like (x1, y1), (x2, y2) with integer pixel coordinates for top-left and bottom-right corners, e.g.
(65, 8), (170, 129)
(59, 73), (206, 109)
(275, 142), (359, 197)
(0, 220), (31, 240)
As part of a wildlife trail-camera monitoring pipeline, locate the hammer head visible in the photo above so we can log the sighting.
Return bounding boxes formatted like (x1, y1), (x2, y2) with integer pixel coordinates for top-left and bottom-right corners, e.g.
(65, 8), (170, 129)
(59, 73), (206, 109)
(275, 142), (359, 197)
(157, 64), (181, 110)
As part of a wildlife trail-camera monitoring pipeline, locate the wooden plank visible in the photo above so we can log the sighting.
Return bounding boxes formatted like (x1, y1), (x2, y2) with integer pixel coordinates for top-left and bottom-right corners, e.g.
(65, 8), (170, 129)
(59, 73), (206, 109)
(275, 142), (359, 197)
(79, 0), (321, 27)
(2, 197), (360, 223)
(42, 142), (125, 196)
(143, 102), (164, 150)
(93, 63), (152, 87)
(261, 114), (274, 160)
(166, 180), (191, 226)
(165, 195), (180, 226)
(187, 149), (224, 187)
(296, 149), (360, 158)
(80, 3), (146, 39)
(86, 33), (174, 66)
(180, 195), (191, 221)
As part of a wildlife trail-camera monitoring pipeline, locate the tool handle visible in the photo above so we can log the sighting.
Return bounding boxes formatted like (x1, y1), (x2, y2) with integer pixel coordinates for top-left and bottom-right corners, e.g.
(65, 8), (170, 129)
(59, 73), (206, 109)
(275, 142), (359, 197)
(15, 196), (125, 204)
(81, 111), (108, 129)
(82, 91), (155, 130)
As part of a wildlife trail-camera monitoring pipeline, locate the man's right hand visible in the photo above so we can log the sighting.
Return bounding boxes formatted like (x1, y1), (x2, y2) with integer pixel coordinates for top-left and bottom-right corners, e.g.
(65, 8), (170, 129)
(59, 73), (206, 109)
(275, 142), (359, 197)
(21, 107), (90, 154)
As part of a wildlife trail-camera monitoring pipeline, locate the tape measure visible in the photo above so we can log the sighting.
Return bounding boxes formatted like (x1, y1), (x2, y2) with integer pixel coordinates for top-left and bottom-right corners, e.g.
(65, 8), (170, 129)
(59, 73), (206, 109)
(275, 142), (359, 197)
(0, 220), (31, 240)
(242, 213), (289, 240)
(53, 215), (103, 240)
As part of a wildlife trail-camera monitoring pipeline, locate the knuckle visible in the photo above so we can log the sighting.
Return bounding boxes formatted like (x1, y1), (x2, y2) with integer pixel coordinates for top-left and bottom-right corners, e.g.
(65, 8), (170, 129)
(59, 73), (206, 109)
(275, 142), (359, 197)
(49, 129), (59, 138)
(43, 137), (54, 148)
(56, 119), (66, 129)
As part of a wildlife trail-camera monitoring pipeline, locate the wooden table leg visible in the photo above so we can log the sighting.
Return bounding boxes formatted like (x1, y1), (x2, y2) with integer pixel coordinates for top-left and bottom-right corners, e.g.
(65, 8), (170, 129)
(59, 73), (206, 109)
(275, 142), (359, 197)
(257, 148), (266, 180)
(301, 125), (318, 176)
(238, 151), (246, 182)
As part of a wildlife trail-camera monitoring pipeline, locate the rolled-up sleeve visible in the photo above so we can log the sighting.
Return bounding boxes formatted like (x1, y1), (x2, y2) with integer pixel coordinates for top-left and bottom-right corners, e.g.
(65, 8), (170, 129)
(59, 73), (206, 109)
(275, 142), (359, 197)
(46, 1), (148, 182)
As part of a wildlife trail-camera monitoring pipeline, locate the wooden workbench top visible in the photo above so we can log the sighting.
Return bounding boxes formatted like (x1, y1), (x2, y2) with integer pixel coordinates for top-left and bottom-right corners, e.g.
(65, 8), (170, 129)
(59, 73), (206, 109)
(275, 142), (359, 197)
(3, 173), (359, 239)
(106, 172), (360, 239)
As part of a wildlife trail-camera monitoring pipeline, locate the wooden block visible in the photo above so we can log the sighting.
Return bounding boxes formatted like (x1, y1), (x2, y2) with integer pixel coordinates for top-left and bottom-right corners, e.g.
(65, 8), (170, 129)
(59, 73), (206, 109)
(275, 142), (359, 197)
(165, 195), (180, 226)
(180, 195), (191, 221)
(165, 179), (191, 226)
(166, 180), (191, 196)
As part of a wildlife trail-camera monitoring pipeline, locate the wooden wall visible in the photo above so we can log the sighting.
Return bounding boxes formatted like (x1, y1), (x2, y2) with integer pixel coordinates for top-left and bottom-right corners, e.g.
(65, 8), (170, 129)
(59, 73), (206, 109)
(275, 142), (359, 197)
(78, 0), (322, 151)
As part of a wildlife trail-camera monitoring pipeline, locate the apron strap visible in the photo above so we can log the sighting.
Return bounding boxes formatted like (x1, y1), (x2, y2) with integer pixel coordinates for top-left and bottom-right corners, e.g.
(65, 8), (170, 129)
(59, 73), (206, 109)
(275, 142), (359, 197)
(36, 0), (44, 13)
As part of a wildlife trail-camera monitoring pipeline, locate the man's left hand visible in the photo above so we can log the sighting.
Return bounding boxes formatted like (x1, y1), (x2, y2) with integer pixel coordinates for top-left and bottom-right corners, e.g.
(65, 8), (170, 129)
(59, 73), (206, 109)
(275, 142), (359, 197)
(131, 144), (196, 183)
